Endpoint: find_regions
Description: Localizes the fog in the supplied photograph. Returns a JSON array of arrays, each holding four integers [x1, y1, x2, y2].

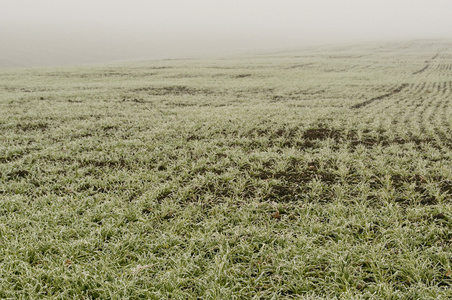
[[1, 0, 452, 67]]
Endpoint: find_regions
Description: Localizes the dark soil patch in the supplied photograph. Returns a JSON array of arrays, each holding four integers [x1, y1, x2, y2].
[[166, 101, 198, 107], [268, 89, 326, 102], [234, 74, 252, 78], [250, 158, 339, 202], [16, 122, 48, 132], [379, 174, 452, 206], [121, 98, 151, 104], [102, 125, 117, 131], [439, 179, 452, 195], [0, 152, 26, 164], [303, 128, 342, 141], [7, 170, 30, 180], [229, 126, 440, 151], [77, 183, 108, 194], [131, 85, 214, 96]]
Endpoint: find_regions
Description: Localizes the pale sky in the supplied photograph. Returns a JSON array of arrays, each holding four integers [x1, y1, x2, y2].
[[1, 0, 452, 66]]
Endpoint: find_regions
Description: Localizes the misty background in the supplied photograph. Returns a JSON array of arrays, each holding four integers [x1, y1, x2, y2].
[[1, 0, 452, 67]]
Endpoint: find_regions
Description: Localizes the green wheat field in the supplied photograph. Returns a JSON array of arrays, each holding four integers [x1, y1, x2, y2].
[[1, 40, 452, 299]]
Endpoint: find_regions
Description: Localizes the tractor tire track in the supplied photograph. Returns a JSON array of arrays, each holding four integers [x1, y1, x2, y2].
[[412, 52, 440, 75], [413, 64, 430, 75], [351, 84, 408, 109]]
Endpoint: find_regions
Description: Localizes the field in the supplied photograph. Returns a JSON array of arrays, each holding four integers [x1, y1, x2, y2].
[[1, 40, 452, 299]]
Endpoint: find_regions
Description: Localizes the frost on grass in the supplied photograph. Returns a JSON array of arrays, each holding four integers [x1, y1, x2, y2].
[[1, 40, 452, 299]]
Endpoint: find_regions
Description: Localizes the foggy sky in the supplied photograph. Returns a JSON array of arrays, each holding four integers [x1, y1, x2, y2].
[[1, 0, 452, 67]]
